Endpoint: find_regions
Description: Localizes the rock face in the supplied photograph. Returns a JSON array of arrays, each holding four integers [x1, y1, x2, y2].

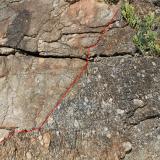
[[0, 56, 160, 159], [0, 0, 160, 160], [0, 0, 135, 56], [0, 54, 85, 130]]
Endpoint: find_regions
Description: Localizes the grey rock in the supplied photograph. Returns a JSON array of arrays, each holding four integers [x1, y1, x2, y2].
[[47, 56, 160, 159]]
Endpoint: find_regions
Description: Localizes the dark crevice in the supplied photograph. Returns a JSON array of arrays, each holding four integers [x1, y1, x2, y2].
[[0, 46, 87, 60], [0, 45, 138, 61], [62, 31, 101, 35], [0, 49, 136, 61], [88, 52, 135, 62], [21, 52, 87, 61]]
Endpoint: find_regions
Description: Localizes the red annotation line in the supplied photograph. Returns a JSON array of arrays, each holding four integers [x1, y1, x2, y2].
[[0, 6, 119, 144]]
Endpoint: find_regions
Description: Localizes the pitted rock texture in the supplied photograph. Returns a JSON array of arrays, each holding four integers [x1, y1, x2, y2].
[[0, 54, 85, 132], [0, 0, 135, 57], [0, 56, 160, 160]]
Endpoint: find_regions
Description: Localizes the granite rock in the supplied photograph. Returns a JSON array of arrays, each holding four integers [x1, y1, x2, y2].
[[0, 0, 160, 159], [0, 56, 160, 160]]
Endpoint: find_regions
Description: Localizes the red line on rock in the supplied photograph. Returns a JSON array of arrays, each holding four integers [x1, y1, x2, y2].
[[0, 5, 120, 144]]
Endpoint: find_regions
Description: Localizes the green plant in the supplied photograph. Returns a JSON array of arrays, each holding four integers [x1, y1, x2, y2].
[[121, 1, 160, 55], [121, 1, 140, 28]]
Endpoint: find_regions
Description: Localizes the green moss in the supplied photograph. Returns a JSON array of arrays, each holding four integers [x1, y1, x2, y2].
[[121, 1, 160, 55]]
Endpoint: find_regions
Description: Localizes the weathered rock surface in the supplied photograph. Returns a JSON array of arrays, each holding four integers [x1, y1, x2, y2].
[[0, 56, 160, 159], [0, 53, 85, 132], [0, 0, 135, 57], [0, 0, 160, 159]]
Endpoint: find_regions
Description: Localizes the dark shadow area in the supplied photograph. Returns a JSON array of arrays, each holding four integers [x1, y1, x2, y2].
[[6, 9, 31, 48]]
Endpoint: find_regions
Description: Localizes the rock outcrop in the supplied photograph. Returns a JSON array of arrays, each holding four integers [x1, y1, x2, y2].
[[0, 54, 85, 130], [0, 56, 160, 159], [0, 0, 160, 160], [0, 0, 135, 57]]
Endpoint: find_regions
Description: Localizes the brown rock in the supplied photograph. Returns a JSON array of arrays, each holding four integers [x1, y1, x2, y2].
[[0, 54, 85, 134], [0, 0, 134, 57]]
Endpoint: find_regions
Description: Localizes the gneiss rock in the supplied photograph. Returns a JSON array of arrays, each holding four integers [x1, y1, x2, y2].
[[0, 56, 160, 159], [0, 0, 135, 57]]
